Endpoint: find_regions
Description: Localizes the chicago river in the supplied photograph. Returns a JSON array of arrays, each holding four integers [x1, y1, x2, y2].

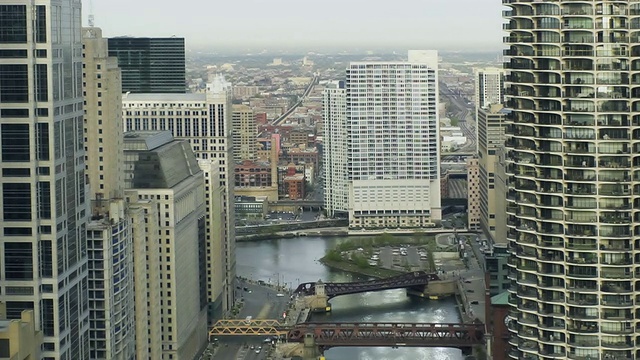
[[236, 235, 465, 360]]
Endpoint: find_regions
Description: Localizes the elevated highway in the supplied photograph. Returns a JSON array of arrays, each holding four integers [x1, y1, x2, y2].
[[272, 75, 319, 125]]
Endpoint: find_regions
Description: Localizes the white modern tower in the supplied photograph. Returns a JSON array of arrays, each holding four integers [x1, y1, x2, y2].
[[346, 50, 441, 229], [475, 67, 505, 111], [504, 1, 640, 359], [0, 1, 90, 358], [322, 81, 348, 217]]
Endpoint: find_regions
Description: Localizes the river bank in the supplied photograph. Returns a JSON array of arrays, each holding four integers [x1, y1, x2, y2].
[[318, 257, 404, 279], [236, 227, 348, 241]]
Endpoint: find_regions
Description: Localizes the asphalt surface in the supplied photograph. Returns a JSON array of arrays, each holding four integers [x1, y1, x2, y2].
[[213, 281, 290, 360]]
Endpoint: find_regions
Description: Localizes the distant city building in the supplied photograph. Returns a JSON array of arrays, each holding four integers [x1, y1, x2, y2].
[[0, 305, 42, 359], [232, 86, 260, 99], [0, 2, 90, 359], [121, 77, 236, 321], [322, 81, 348, 217], [474, 67, 505, 153], [235, 196, 269, 220], [235, 160, 273, 187], [485, 244, 510, 296], [108, 36, 186, 93], [82, 27, 136, 360], [123, 131, 208, 360], [474, 67, 505, 110], [466, 157, 481, 231], [283, 164, 306, 200], [289, 128, 314, 147], [477, 104, 509, 244], [255, 112, 268, 125], [232, 104, 257, 161], [345, 50, 441, 229], [287, 146, 319, 171]]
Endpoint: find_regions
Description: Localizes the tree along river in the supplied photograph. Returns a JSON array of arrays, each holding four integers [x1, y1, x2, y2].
[[237, 235, 465, 360]]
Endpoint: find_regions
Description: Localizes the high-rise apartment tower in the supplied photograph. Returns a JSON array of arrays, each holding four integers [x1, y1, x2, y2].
[[345, 50, 441, 229], [504, 2, 640, 359], [475, 67, 505, 111], [322, 81, 348, 218], [231, 104, 256, 161], [0, 1, 90, 358]]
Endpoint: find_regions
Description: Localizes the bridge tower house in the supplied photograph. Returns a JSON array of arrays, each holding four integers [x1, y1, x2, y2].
[[305, 280, 331, 313], [302, 333, 321, 360]]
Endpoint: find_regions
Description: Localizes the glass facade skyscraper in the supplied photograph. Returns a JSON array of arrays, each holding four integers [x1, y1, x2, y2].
[[504, 1, 640, 359], [107, 37, 186, 93], [0, 1, 90, 359]]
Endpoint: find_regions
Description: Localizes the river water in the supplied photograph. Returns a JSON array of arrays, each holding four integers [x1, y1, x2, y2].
[[236, 236, 464, 360]]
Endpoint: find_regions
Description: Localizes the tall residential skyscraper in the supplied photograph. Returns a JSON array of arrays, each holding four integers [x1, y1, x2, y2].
[[504, 2, 638, 359], [322, 81, 348, 218], [82, 27, 136, 359], [107, 37, 185, 93], [345, 50, 441, 229], [231, 104, 257, 161], [474, 67, 505, 110], [0, 1, 90, 359], [121, 76, 236, 320]]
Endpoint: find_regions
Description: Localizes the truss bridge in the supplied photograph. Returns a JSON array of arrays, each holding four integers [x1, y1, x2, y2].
[[288, 322, 485, 350], [293, 271, 440, 299]]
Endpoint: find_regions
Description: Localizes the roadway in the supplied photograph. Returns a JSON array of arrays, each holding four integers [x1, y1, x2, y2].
[[441, 82, 477, 152], [213, 281, 291, 360], [272, 75, 319, 125]]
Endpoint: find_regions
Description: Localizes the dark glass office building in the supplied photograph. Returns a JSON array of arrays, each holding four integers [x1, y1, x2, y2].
[[107, 37, 186, 93], [0, 1, 90, 359]]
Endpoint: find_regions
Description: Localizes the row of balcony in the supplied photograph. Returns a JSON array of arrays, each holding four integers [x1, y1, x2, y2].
[[505, 20, 634, 31], [510, 208, 632, 223], [509, 231, 632, 249], [504, 3, 636, 17], [512, 115, 637, 128]]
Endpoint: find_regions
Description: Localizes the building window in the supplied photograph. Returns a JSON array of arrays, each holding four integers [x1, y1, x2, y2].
[[0, 64, 28, 102], [4, 242, 33, 280], [0, 5, 27, 43], [3, 182, 31, 221]]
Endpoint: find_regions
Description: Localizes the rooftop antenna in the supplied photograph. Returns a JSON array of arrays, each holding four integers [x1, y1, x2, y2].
[[88, 0, 95, 27]]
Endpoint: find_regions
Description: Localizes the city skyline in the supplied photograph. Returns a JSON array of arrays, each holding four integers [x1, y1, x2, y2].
[[82, 0, 504, 52]]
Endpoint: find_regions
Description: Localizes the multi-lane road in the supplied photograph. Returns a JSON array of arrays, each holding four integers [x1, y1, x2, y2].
[[212, 281, 290, 360], [441, 83, 477, 152]]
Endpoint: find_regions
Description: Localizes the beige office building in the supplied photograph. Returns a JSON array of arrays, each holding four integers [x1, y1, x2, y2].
[[466, 158, 481, 231], [199, 160, 227, 319], [232, 104, 257, 161], [476, 104, 508, 244], [82, 27, 137, 360], [123, 131, 208, 360], [122, 77, 237, 320], [0, 305, 42, 360]]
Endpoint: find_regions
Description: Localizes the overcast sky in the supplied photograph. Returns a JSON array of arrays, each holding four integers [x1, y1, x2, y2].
[[84, 0, 504, 52]]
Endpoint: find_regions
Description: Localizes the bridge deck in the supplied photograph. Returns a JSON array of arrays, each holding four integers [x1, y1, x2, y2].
[[208, 319, 288, 338], [295, 271, 439, 298], [288, 322, 485, 349], [209, 320, 485, 350]]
